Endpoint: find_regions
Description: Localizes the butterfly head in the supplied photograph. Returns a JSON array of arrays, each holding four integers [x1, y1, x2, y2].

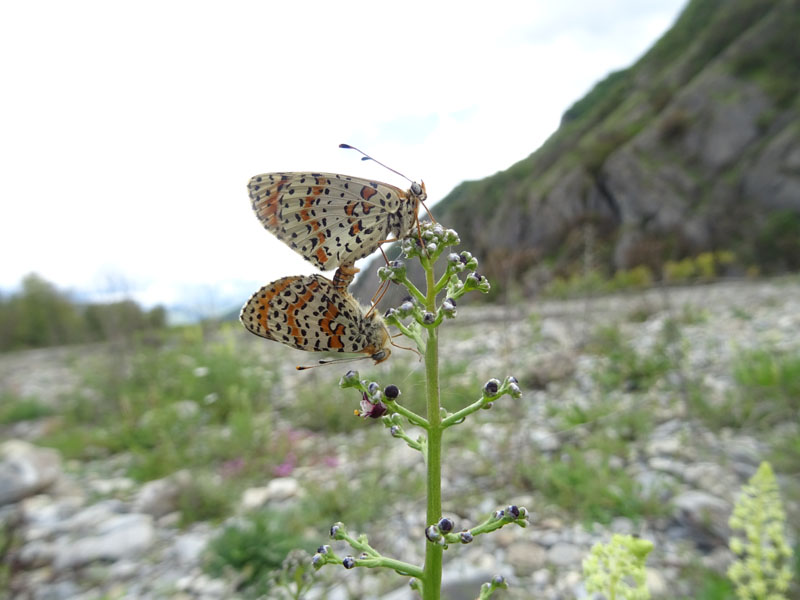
[[410, 181, 427, 203]]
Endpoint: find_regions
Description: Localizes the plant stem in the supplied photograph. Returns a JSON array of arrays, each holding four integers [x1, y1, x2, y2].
[[422, 258, 443, 600]]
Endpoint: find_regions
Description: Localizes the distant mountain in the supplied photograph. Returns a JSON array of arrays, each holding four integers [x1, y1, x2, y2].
[[352, 0, 800, 304]]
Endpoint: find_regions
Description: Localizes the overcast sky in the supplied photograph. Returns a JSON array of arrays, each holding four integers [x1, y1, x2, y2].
[[0, 1, 686, 312]]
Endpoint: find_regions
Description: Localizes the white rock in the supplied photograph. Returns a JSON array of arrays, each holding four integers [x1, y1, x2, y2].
[[547, 541, 585, 567], [240, 477, 300, 510], [672, 490, 731, 542], [133, 470, 191, 518], [507, 541, 547, 573], [0, 440, 62, 505], [53, 513, 156, 569]]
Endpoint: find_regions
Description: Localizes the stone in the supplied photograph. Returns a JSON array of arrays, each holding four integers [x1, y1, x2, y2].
[[0, 441, 62, 506], [546, 541, 584, 568], [240, 477, 300, 510], [53, 513, 156, 569], [133, 470, 192, 518], [524, 350, 577, 389], [506, 542, 547, 573], [672, 490, 731, 543]]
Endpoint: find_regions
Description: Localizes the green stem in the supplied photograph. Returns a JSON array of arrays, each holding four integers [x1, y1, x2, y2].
[[421, 258, 443, 600]]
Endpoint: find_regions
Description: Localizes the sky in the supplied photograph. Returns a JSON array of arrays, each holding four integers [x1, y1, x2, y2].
[[0, 0, 687, 315]]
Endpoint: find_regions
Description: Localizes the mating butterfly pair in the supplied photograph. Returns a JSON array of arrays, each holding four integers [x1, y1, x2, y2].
[[240, 166, 427, 365]]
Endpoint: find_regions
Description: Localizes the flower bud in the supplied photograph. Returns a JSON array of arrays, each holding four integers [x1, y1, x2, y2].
[[425, 525, 442, 542], [483, 379, 500, 396], [506, 505, 520, 519], [422, 312, 436, 324], [445, 229, 460, 244], [509, 383, 522, 398], [437, 517, 454, 533], [367, 381, 380, 395], [460, 531, 474, 544], [317, 544, 331, 554], [312, 553, 324, 568], [448, 253, 461, 265], [342, 556, 356, 569], [359, 552, 369, 560], [398, 300, 415, 315], [426, 242, 438, 254], [384, 384, 400, 399], [442, 298, 457, 318], [508, 376, 518, 384], [493, 575, 506, 586], [493, 510, 505, 521], [330, 523, 344, 539], [339, 370, 361, 389], [390, 425, 401, 437]]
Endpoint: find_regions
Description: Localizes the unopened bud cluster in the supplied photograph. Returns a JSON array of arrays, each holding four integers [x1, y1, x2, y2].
[[401, 221, 460, 260]]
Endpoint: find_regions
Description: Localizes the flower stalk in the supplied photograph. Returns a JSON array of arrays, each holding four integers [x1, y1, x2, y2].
[[315, 223, 526, 599]]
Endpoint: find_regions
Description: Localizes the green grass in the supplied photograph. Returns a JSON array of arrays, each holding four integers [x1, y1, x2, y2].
[[518, 445, 668, 524], [732, 348, 800, 425], [677, 566, 736, 599], [36, 324, 288, 498], [205, 508, 315, 598], [588, 324, 672, 392], [0, 393, 53, 424]]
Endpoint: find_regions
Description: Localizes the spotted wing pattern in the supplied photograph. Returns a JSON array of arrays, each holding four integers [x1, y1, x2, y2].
[[240, 274, 391, 363], [248, 172, 425, 270]]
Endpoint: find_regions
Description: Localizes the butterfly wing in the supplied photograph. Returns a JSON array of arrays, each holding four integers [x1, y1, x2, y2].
[[240, 274, 390, 360], [248, 172, 417, 270]]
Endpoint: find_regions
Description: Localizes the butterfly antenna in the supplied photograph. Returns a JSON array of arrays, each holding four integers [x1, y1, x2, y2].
[[339, 143, 414, 185], [296, 355, 371, 371]]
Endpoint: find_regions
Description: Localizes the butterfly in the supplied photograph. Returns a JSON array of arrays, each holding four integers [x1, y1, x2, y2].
[[240, 273, 391, 365], [247, 171, 427, 288]]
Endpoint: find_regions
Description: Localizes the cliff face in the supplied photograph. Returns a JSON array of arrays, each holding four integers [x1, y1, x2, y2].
[[352, 0, 800, 304]]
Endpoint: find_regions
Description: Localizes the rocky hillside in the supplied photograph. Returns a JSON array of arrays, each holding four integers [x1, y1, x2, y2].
[[352, 0, 800, 303]]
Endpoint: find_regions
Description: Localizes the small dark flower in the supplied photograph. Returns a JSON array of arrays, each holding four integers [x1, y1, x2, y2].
[[358, 393, 388, 419], [506, 505, 520, 519], [460, 531, 474, 544], [342, 556, 356, 569], [422, 312, 436, 324], [437, 517, 454, 533], [317, 544, 331, 554], [384, 384, 400, 399], [483, 379, 500, 396]]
